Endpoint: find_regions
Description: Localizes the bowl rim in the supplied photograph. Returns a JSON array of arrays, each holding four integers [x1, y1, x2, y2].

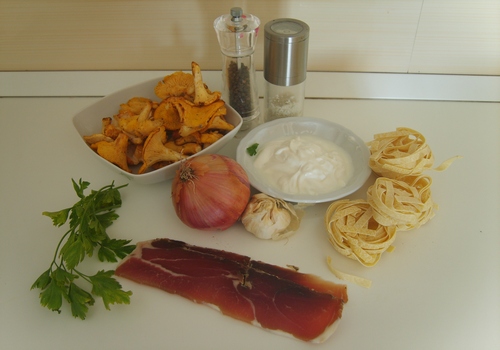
[[236, 116, 372, 203]]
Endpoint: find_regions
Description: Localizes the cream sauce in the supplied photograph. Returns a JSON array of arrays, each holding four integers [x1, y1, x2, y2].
[[253, 135, 354, 196]]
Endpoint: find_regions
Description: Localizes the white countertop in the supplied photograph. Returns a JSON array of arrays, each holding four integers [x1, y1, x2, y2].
[[1, 71, 499, 350]]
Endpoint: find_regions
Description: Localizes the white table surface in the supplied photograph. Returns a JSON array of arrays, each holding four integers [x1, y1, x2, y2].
[[1, 72, 499, 350]]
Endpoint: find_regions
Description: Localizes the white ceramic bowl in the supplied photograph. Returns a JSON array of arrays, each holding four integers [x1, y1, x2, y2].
[[236, 117, 371, 204], [73, 77, 243, 185]]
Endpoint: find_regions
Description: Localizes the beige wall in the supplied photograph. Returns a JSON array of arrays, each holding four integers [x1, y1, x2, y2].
[[1, 0, 499, 75]]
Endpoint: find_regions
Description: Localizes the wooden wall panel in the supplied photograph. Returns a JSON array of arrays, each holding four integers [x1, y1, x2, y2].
[[409, 0, 500, 75], [284, 0, 423, 73], [0, 0, 499, 75]]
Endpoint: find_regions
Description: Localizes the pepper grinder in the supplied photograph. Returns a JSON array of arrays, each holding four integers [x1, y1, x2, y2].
[[214, 7, 261, 131], [264, 18, 309, 121]]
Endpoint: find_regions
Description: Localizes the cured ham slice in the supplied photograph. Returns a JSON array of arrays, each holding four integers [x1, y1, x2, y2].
[[115, 238, 348, 343]]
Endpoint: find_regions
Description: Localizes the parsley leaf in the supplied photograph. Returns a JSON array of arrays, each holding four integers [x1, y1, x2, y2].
[[68, 283, 95, 320], [31, 269, 51, 290], [98, 238, 136, 262], [32, 179, 134, 320], [89, 270, 133, 310], [42, 208, 71, 227], [246, 143, 259, 156], [39, 278, 66, 314]]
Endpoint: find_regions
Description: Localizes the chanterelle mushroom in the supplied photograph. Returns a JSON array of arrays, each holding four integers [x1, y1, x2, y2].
[[83, 133, 114, 145], [138, 126, 187, 174], [154, 71, 195, 100], [114, 99, 164, 142], [191, 61, 221, 106], [170, 97, 226, 137], [90, 132, 131, 173], [119, 97, 158, 115], [153, 98, 183, 131], [202, 114, 234, 133]]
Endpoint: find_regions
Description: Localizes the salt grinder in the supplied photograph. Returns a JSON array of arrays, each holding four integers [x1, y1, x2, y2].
[[264, 18, 309, 121], [214, 7, 261, 131]]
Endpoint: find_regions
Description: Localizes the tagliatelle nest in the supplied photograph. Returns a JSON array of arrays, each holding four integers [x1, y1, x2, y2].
[[325, 199, 397, 267], [324, 127, 462, 275], [367, 175, 437, 231], [367, 127, 435, 179]]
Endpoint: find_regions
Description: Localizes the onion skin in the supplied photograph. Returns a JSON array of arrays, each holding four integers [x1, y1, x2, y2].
[[171, 154, 251, 231]]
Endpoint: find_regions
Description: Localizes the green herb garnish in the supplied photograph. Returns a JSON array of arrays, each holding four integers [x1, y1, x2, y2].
[[246, 143, 259, 156], [31, 179, 135, 320]]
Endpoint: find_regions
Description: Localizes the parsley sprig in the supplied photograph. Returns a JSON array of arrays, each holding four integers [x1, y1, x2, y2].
[[31, 179, 135, 320]]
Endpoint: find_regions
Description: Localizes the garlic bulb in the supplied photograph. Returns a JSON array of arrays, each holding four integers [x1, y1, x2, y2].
[[241, 193, 302, 240]]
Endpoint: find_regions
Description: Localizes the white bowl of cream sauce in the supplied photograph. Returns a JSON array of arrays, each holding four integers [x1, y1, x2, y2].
[[236, 117, 371, 204]]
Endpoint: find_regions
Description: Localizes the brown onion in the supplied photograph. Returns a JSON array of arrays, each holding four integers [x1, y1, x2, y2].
[[171, 154, 251, 231]]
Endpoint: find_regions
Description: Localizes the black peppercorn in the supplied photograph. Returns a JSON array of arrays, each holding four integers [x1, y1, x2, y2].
[[227, 61, 257, 118]]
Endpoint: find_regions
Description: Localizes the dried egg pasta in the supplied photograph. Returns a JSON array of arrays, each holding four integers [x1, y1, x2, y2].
[[367, 175, 437, 231], [326, 257, 372, 288], [367, 127, 462, 179], [325, 127, 461, 275], [367, 127, 434, 178], [325, 199, 397, 267]]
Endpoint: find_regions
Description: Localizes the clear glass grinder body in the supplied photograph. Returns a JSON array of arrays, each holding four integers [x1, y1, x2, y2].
[[214, 8, 261, 131]]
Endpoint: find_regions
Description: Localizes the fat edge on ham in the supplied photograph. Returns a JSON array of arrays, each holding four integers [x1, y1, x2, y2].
[[115, 238, 348, 343]]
